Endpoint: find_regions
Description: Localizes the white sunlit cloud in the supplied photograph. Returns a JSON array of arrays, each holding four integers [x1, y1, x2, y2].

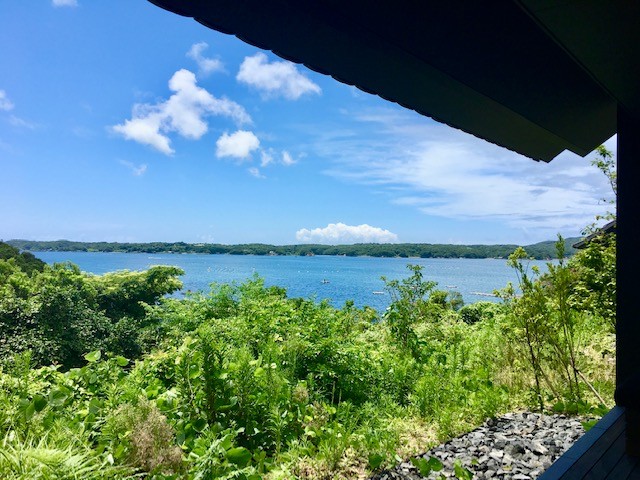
[[296, 223, 399, 244], [187, 42, 224, 76], [0, 90, 14, 111], [216, 130, 260, 160], [52, 0, 77, 6], [316, 109, 615, 240], [282, 151, 296, 166], [119, 159, 147, 176], [237, 52, 321, 100], [112, 69, 251, 155]]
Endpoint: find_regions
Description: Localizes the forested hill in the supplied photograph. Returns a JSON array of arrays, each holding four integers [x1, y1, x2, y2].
[[7, 237, 580, 260]]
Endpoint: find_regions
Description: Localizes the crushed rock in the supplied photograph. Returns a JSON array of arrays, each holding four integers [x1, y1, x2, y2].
[[369, 412, 585, 480]]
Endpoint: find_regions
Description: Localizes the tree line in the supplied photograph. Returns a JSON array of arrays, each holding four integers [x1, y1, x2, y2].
[[6, 237, 579, 260]]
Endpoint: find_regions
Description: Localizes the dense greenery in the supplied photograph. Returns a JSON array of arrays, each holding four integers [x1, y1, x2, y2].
[[7, 237, 579, 260], [0, 243, 183, 367], [0, 232, 614, 479], [0, 242, 45, 275]]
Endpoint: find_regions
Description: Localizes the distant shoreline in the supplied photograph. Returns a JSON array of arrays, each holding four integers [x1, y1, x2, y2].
[[7, 237, 580, 261]]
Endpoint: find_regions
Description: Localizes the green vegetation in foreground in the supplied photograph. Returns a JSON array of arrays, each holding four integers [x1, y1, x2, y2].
[[6, 237, 579, 260], [0, 231, 615, 479]]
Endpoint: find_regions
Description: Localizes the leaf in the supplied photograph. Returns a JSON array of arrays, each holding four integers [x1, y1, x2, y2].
[[24, 401, 35, 421], [33, 394, 47, 412], [368, 453, 385, 470], [49, 387, 70, 407], [411, 457, 432, 476], [454, 460, 473, 480], [115, 356, 129, 366], [84, 350, 101, 362], [226, 447, 252, 467], [427, 456, 443, 472], [192, 417, 207, 433]]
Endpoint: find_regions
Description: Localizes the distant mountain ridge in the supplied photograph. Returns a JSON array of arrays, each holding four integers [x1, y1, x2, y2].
[[6, 237, 580, 260]]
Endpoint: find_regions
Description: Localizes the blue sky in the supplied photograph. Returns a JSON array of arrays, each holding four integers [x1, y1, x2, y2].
[[0, 1, 615, 245]]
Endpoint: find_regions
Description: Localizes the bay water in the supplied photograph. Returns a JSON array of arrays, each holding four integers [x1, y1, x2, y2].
[[33, 252, 549, 312]]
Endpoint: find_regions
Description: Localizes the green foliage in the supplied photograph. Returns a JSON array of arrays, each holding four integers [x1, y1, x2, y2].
[[0, 252, 615, 479], [8, 238, 578, 260], [0, 260, 183, 367], [411, 456, 443, 477], [499, 236, 612, 411], [0, 241, 45, 275], [570, 234, 616, 331]]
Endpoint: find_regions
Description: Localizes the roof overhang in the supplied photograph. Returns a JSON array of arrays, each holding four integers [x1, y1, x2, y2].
[[146, 0, 639, 162]]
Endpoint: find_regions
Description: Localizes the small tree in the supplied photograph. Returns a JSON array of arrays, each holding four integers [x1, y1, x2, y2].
[[382, 265, 437, 357]]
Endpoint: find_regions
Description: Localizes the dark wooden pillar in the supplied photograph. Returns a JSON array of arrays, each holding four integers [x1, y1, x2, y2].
[[616, 106, 640, 456]]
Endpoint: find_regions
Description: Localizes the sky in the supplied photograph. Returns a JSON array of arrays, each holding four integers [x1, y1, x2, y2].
[[0, 1, 616, 246]]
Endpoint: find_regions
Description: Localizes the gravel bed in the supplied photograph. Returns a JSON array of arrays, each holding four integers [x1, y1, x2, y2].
[[370, 412, 586, 480]]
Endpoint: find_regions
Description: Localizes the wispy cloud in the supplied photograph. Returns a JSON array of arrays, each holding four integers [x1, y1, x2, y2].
[[186, 42, 224, 77], [260, 149, 274, 167], [281, 151, 296, 166], [52, 0, 78, 7], [296, 222, 398, 244], [237, 52, 321, 100], [216, 130, 260, 160], [248, 167, 265, 179], [314, 109, 614, 238], [9, 115, 36, 129], [112, 69, 251, 155], [119, 159, 147, 176], [0, 90, 14, 111]]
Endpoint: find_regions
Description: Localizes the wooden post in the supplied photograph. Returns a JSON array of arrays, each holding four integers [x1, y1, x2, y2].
[[617, 106, 640, 456]]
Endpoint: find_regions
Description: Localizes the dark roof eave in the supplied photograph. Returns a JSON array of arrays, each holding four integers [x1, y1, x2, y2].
[[147, 0, 622, 162]]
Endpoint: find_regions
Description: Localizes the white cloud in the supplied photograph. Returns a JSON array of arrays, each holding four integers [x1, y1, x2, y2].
[[237, 52, 321, 100], [112, 69, 251, 155], [260, 149, 274, 167], [52, 0, 77, 6], [119, 159, 147, 176], [314, 108, 615, 239], [296, 223, 399, 244], [187, 42, 224, 76], [0, 90, 14, 111], [281, 151, 296, 166], [216, 130, 260, 160], [248, 167, 265, 179]]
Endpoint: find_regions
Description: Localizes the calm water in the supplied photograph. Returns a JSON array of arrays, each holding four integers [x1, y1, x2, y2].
[[33, 252, 549, 311]]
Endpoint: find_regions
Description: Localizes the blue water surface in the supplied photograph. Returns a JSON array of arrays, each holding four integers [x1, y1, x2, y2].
[[33, 252, 549, 312]]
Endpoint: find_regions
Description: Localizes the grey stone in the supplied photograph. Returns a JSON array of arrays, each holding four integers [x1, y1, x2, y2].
[[368, 412, 587, 480]]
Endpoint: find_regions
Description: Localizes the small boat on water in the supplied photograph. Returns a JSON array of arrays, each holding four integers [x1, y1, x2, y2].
[[321, 279, 330, 284], [372, 291, 385, 295]]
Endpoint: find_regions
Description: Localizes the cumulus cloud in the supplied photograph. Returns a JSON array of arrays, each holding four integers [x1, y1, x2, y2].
[[119, 159, 147, 176], [187, 42, 224, 76], [317, 109, 615, 239], [296, 223, 399, 244], [112, 69, 251, 155], [216, 130, 260, 160], [237, 52, 321, 100], [0, 90, 14, 111], [52, 0, 77, 6]]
